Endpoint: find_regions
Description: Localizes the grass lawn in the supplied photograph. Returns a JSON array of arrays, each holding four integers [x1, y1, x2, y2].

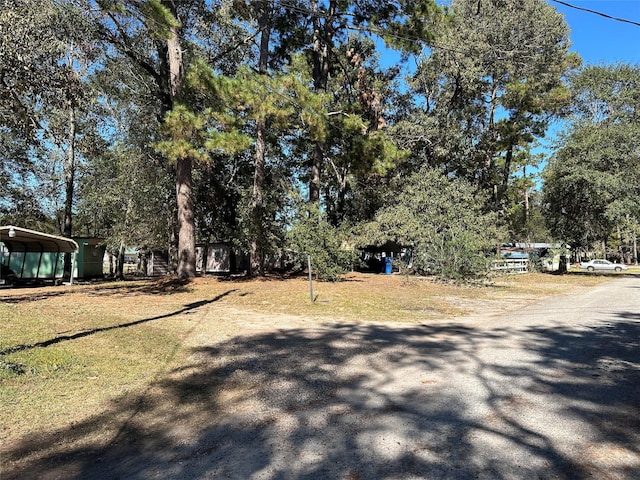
[[0, 270, 618, 467]]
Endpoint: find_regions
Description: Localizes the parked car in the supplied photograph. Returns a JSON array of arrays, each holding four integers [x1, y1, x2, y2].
[[579, 259, 629, 272], [0, 264, 18, 286]]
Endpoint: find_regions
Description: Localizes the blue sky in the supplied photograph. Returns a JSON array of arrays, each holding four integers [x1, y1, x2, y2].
[[550, 0, 640, 65]]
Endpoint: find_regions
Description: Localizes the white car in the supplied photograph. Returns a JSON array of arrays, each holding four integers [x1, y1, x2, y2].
[[579, 259, 629, 272]]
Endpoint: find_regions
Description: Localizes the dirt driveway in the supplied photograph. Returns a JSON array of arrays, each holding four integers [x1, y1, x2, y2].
[[3, 276, 640, 479]]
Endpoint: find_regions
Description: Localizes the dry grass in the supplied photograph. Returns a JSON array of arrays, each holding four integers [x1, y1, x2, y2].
[[0, 270, 614, 452]]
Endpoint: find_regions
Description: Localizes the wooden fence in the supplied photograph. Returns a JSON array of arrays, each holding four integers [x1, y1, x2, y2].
[[491, 258, 529, 274]]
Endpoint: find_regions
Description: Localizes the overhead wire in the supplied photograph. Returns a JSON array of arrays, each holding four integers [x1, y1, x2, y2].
[[550, 0, 640, 28]]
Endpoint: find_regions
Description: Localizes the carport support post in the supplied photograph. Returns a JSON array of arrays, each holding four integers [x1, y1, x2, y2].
[[70, 252, 76, 285], [308, 254, 314, 303]]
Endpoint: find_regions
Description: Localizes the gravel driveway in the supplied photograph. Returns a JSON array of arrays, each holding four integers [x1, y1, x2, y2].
[[6, 276, 640, 479]]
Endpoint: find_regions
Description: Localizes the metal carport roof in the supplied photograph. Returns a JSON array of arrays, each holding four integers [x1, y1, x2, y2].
[[0, 226, 78, 253]]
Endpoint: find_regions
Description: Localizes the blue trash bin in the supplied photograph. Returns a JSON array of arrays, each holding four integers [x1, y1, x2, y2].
[[385, 256, 393, 274]]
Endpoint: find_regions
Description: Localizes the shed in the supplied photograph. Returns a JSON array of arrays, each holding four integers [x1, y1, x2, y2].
[[0, 226, 79, 284], [146, 250, 169, 276], [196, 243, 232, 273], [73, 237, 106, 279]]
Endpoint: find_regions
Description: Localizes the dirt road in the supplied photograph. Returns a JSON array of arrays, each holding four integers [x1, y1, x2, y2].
[[5, 276, 640, 479]]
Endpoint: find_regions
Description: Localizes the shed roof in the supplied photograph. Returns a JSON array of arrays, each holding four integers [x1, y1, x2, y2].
[[0, 226, 79, 253]]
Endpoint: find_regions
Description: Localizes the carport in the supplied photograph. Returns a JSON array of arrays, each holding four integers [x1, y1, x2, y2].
[[0, 226, 79, 285]]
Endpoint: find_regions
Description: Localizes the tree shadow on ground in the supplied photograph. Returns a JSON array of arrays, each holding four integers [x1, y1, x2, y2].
[[0, 290, 237, 356], [3, 314, 640, 479], [0, 276, 197, 304]]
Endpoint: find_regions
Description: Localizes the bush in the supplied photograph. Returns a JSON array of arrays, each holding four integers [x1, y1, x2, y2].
[[287, 206, 355, 282], [359, 168, 504, 281]]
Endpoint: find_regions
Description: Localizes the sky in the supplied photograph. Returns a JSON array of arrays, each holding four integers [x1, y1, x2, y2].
[[550, 0, 640, 65]]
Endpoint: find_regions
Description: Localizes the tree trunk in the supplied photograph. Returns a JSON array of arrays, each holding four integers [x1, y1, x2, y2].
[[250, 3, 271, 276], [327, 158, 348, 226], [617, 225, 624, 262], [309, 0, 333, 203], [176, 156, 196, 278], [63, 102, 76, 280], [116, 242, 125, 279], [309, 142, 323, 203], [160, 0, 195, 278], [166, 171, 178, 273], [523, 165, 529, 223], [502, 143, 513, 194], [251, 119, 266, 275], [481, 82, 499, 193]]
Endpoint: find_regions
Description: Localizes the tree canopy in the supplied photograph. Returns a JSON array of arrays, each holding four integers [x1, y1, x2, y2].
[[544, 64, 640, 262], [359, 168, 502, 279]]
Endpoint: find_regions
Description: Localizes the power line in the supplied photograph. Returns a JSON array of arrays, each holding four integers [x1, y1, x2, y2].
[[550, 0, 640, 28]]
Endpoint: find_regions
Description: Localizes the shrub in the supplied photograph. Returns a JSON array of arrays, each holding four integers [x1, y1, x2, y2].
[[287, 206, 355, 281], [359, 168, 503, 281]]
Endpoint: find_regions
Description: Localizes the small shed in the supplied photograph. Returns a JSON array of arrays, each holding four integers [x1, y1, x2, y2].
[[196, 243, 232, 273], [0, 225, 79, 284], [146, 250, 169, 276], [73, 237, 106, 279]]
